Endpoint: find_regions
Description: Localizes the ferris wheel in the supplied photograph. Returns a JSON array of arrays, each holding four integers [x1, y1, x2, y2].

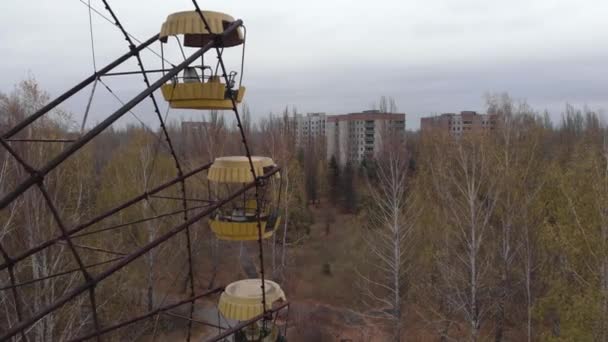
[[0, 2, 289, 341]]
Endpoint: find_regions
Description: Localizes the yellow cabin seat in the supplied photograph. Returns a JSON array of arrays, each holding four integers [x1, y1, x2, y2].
[[209, 215, 280, 241], [161, 77, 246, 110]]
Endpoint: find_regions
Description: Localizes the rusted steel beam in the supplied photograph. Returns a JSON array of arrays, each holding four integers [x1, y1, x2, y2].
[[69, 287, 224, 341], [191, 0, 269, 318], [0, 162, 212, 272], [4, 138, 76, 143], [0, 256, 123, 291], [163, 311, 227, 330], [150, 195, 214, 203], [0, 34, 159, 140], [0, 19, 242, 210], [71, 204, 210, 239]]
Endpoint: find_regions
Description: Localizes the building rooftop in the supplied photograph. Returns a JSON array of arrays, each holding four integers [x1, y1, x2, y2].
[[327, 111, 405, 122]]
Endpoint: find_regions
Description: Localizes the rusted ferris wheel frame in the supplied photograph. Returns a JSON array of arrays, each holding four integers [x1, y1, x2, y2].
[[1, 0, 286, 338], [0, 166, 280, 340], [0, 19, 252, 341]]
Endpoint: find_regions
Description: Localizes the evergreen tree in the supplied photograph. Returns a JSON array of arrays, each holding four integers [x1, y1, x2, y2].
[[342, 161, 357, 213]]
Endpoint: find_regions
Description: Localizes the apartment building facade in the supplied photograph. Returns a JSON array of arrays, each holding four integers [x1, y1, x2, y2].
[[294, 112, 326, 147], [420, 111, 497, 137], [326, 110, 406, 166]]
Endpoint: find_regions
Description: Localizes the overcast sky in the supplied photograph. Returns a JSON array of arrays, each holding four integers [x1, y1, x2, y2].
[[1, 0, 607, 130]]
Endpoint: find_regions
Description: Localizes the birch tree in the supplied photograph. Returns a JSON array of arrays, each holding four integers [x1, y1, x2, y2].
[[487, 94, 544, 341], [358, 143, 415, 340], [97, 128, 179, 311], [257, 107, 300, 280], [428, 136, 498, 341], [0, 79, 95, 340]]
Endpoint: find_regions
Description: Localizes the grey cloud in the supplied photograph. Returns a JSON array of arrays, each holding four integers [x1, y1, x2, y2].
[[1, 0, 607, 131]]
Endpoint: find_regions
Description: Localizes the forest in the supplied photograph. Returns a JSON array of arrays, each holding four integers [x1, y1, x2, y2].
[[1, 79, 607, 341]]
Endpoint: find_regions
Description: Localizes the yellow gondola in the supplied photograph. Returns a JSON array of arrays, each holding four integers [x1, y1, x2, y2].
[[159, 11, 246, 110], [218, 279, 286, 342], [207, 156, 281, 241]]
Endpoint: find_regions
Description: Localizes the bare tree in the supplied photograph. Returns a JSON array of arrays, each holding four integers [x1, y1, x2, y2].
[[487, 94, 546, 341], [379, 96, 388, 113], [357, 146, 415, 341], [600, 135, 608, 341], [375, 96, 398, 113], [201, 109, 227, 160], [257, 107, 298, 280], [0, 79, 95, 340], [389, 97, 398, 114], [429, 136, 498, 342], [241, 102, 252, 137]]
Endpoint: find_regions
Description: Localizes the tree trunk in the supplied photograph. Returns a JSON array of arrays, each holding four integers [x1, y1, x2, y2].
[[280, 170, 290, 279]]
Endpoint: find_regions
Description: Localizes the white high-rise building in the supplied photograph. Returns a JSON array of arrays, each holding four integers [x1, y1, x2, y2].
[[294, 112, 327, 147], [326, 110, 406, 166]]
